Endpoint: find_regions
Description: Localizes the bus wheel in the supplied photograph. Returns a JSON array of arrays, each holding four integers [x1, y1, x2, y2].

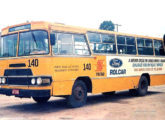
[[33, 97, 50, 103], [67, 81, 87, 108], [137, 76, 148, 96], [129, 76, 148, 96], [129, 89, 138, 96], [102, 91, 115, 96]]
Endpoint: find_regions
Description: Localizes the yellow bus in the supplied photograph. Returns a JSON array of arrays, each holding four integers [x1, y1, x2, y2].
[[0, 21, 165, 108]]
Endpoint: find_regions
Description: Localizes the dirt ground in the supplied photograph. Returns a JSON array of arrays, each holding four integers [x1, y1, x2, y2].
[[0, 85, 165, 120]]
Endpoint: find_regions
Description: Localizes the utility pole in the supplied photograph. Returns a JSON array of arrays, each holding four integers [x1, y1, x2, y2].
[[114, 24, 122, 32]]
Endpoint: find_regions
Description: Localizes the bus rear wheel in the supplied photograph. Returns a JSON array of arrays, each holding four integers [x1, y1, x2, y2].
[[33, 96, 50, 103], [137, 76, 148, 96], [67, 81, 87, 108], [129, 76, 148, 96]]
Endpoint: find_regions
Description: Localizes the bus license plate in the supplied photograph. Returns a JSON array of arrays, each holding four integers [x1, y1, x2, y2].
[[12, 89, 19, 95]]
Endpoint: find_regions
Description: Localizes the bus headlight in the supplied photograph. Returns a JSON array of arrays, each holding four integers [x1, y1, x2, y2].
[[0, 78, 2, 84], [1, 78, 6, 84], [37, 77, 42, 85], [2, 78, 6, 84], [31, 78, 36, 85]]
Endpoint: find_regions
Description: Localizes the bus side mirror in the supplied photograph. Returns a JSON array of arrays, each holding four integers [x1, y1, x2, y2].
[[50, 34, 56, 45]]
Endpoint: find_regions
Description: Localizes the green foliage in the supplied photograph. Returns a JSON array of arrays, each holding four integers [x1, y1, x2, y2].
[[99, 20, 115, 31]]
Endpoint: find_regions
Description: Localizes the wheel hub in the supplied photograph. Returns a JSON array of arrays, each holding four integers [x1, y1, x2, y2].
[[74, 86, 85, 101]]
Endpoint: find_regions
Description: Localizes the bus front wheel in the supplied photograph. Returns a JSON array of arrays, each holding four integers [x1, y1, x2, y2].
[[67, 80, 87, 108], [33, 96, 50, 103]]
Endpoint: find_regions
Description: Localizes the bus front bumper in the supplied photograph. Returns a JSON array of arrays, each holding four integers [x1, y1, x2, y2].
[[0, 88, 50, 98]]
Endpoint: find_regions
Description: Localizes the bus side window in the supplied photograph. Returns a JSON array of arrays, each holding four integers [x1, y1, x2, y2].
[[87, 32, 101, 43], [101, 34, 116, 54], [137, 38, 153, 55], [137, 38, 144, 55], [126, 37, 136, 54], [117, 35, 136, 55], [154, 40, 165, 56], [87, 32, 101, 53], [88, 32, 116, 54], [117, 36, 126, 54], [145, 39, 153, 55]]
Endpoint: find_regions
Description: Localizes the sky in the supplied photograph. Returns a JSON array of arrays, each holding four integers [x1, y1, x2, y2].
[[0, 0, 164, 38]]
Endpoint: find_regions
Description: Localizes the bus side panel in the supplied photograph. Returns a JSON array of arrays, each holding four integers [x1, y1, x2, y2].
[[150, 74, 165, 86], [53, 81, 74, 95], [92, 76, 139, 94], [50, 57, 96, 96], [91, 55, 136, 94], [105, 56, 165, 91]]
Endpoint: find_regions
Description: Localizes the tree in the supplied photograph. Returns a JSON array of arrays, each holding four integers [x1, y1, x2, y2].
[[99, 20, 115, 31]]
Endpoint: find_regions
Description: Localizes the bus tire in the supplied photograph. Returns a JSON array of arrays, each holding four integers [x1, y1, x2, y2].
[[129, 89, 138, 96], [137, 76, 148, 96], [67, 80, 87, 108], [33, 96, 50, 103], [102, 91, 115, 96]]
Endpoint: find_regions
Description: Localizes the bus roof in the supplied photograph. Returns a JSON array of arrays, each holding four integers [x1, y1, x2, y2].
[[1, 21, 162, 40]]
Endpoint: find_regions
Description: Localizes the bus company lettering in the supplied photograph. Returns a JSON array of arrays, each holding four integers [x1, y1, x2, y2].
[[109, 58, 126, 75], [110, 69, 126, 75]]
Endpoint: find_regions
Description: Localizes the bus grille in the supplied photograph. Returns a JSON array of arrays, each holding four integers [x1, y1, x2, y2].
[[7, 77, 31, 85], [4, 69, 33, 86]]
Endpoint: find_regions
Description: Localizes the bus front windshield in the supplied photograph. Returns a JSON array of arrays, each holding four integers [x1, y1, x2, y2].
[[0, 30, 49, 58], [19, 30, 49, 56], [0, 34, 18, 57]]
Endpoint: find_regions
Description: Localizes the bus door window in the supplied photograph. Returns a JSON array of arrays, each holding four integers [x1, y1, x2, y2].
[[52, 32, 90, 56], [74, 34, 89, 55], [58, 33, 73, 54]]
